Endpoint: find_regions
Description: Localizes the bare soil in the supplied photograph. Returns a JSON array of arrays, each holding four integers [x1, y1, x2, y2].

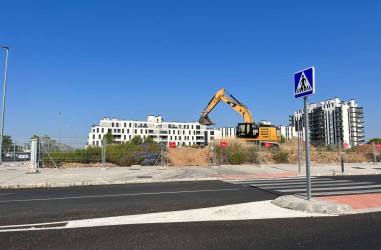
[[167, 138, 374, 166]]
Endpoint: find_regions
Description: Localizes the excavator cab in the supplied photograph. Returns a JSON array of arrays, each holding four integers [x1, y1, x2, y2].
[[236, 123, 259, 139]]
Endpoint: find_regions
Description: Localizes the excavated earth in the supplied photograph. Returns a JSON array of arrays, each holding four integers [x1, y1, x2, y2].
[[167, 138, 374, 167]]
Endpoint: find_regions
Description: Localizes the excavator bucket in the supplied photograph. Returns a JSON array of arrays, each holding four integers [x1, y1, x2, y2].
[[198, 116, 215, 125]]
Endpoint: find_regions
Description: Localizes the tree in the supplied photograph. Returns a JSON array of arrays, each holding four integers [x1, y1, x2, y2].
[[367, 138, 381, 144], [130, 135, 143, 145], [2, 135, 13, 152], [143, 136, 154, 144], [104, 133, 115, 144]]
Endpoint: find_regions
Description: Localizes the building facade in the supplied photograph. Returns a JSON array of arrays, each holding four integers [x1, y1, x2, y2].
[[289, 98, 365, 147], [87, 115, 221, 147]]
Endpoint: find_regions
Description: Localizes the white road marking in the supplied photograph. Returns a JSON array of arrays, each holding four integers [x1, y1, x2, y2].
[[255, 182, 372, 190], [0, 200, 332, 232], [0, 193, 15, 196], [0, 188, 240, 203], [246, 180, 353, 187], [277, 184, 381, 192]]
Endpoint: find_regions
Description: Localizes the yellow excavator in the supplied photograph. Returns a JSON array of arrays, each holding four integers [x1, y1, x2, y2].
[[199, 88, 281, 146]]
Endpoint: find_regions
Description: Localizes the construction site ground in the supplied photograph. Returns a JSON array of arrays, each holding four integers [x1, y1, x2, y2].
[[166, 138, 378, 166]]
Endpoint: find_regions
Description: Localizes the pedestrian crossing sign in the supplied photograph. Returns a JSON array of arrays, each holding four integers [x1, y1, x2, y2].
[[294, 67, 315, 98]]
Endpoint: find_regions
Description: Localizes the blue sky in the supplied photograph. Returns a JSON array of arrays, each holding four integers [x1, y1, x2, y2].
[[0, 0, 380, 146]]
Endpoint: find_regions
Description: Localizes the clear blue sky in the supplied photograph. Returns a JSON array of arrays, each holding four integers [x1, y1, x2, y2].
[[0, 0, 380, 146]]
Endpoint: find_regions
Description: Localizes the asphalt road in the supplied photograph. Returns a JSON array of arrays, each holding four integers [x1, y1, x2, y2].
[[0, 181, 277, 226], [1, 212, 380, 249], [1, 178, 380, 249], [226, 175, 381, 197]]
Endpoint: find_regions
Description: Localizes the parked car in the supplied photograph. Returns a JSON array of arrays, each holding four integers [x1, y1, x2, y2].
[[17, 153, 30, 160], [5, 152, 16, 158]]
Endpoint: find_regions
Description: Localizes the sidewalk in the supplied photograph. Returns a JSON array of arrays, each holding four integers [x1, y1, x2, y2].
[[1, 161, 381, 214]]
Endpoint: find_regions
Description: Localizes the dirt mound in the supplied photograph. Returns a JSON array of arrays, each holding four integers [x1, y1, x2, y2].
[[168, 147, 212, 166]]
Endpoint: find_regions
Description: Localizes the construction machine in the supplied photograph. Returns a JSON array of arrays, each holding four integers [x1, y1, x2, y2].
[[199, 88, 281, 146]]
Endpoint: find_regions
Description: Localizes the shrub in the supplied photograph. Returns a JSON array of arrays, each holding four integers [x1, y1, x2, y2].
[[228, 152, 246, 165], [272, 150, 289, 163]]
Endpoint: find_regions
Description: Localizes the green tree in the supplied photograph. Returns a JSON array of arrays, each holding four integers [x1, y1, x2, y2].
[[2, 135, 13, 152], [104, 133, 115, 144], [367, 138, 381, 144], [130, 135, 143, 145], [143, 136, 154, 144]]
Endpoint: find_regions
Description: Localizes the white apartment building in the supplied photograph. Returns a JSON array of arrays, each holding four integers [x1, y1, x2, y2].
[[87, 115, 221, 147], [289, 98, 365, 147], [218, 127, 236, 138]]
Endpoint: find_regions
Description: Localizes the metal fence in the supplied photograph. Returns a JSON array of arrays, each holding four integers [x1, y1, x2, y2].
[[4, 137, 380, 167], [29, 138, 165, 168]]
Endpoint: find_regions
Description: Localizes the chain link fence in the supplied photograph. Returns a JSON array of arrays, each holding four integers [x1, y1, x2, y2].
[[29, 138, 165, 168], [4, 137, 380, 167]]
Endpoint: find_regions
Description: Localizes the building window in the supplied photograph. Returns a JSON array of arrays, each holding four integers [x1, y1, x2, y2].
[[96, 128, 99, 133], [112, 123, 114, 127]]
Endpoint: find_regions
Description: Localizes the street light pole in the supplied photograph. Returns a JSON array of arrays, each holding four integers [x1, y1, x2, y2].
[[0, 46, 9, 165]]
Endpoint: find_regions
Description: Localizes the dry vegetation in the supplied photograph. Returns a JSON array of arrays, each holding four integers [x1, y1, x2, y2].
[[167, 138, 374, 166]]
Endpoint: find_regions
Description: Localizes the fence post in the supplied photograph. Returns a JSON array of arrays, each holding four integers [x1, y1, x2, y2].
[[13, 143, 16, 165], [102, 137, 106, 169], [258, 141, 262, 166], [30, 139, 39, 171], [373, 142, 377, 163]]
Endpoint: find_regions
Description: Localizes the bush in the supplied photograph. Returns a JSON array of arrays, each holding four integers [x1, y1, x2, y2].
[[228, 152, 246, 165], [41, 141, 161, 167], [272, 150, 289, 163]]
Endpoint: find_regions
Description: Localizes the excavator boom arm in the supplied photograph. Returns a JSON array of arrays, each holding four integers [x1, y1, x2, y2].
[[199, 88, 253, 125]]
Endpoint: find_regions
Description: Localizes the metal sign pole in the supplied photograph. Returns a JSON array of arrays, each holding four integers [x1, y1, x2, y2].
[[303, 96, 311, 200]]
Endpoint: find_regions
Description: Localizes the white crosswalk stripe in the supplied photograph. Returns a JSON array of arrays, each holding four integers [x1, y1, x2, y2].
[[223, 176, 381, 197]]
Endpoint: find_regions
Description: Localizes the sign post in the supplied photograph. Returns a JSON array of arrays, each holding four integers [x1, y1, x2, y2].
[[294, 67, 315, 200], [220, 141, 227, 165]]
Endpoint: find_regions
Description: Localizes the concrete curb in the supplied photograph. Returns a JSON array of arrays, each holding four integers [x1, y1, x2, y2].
[[271, 195, 353, 215]]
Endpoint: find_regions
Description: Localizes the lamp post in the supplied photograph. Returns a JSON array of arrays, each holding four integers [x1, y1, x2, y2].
[[0, 46, 9, 165]]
